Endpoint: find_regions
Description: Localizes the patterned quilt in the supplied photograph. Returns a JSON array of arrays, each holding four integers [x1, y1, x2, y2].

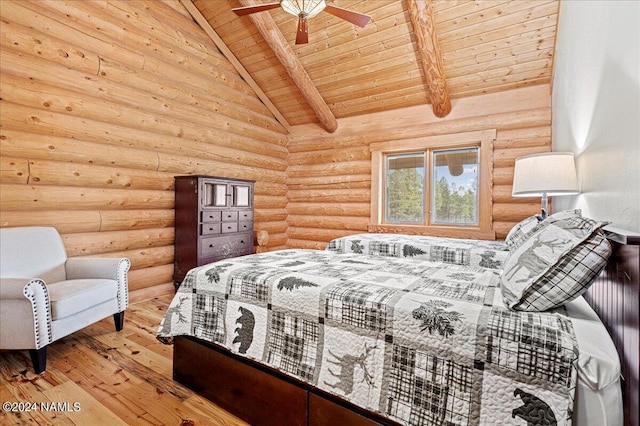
[[157, 248, 578, 425], [326, 233, 509, 270]]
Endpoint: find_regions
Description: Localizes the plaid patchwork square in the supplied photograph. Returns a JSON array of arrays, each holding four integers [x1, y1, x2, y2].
[[192, 293, 225, 342], [411, 279, 486, 303], [324, 282, 396, 331], [387, 345, 473, 425], [228, 266, 283, 302], [368, 241, 402, 257], [430, 246, 470, 265], [486, 308, 576, 386], [268, 311, 319, 381]]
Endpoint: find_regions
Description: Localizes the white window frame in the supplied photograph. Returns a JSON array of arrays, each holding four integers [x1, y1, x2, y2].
[[370, 129, 496, 240]]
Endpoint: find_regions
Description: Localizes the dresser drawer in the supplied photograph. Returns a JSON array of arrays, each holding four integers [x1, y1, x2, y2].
[[238, 211, 253, 221], [201, 211, 222, 222], [221, 222, 238, 233], [201, 223, 221, 235], [200, 234, 253, 259], [222, 211, 239, 221], [238, 221, 253, 232]]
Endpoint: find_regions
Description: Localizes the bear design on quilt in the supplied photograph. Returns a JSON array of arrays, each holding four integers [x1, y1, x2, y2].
[[233, 307, 255, 354], [512, 388, 557, 426]]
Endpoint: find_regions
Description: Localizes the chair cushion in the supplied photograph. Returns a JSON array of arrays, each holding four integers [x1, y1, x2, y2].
[[47, 279, 118, 320]]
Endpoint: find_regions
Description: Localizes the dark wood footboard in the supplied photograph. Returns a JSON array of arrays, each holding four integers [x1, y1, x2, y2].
[[584, 230, 639, 426]]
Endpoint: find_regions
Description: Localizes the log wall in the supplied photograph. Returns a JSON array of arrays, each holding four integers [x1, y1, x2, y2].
[[286, 85, 552, 249], [0, 0, 288, 301]]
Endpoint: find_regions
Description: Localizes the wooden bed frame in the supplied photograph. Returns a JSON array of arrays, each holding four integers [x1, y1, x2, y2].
[[173, 231, 639, 426]]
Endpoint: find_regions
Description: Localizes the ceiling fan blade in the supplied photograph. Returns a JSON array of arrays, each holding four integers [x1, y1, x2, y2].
[[232, 3, 281, 16], [324, 4, 371, 28], [295, 17, 309, 44]]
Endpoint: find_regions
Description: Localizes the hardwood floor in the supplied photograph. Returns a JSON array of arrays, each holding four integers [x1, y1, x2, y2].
[[0, 294, 248, 425]]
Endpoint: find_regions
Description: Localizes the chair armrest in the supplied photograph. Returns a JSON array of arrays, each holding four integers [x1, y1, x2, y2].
[[1, 278, 39, 299], [0, 278, 53, 349], [65, 257, 131, 312], [65, 258, 130, 280]]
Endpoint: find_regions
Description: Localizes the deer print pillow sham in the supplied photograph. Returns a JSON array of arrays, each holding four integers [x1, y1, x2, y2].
[[501, 215, 611, 311]]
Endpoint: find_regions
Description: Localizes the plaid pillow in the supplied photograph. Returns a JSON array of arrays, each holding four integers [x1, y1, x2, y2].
[[501, 215, 611, 311]]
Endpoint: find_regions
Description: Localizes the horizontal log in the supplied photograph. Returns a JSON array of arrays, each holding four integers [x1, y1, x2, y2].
[[496, 125, 551, 141], [254, 221, 288, 236], [494, 136, 550, 150], [1, 0, 145, 70], [254, 195, 288, 210], [0, 156, 29, 184], [129, 283, 174, 304], [287, 161, 370, 178], [0, 210, 102, 233], [286, 227, 361, 243], [0, 16, 99, 75], [99, 210, 175, 231], [157, 153, 287, 185], [492, 202, 541, 221], [127, 264, 174, 292], [61, 228, 175, 257], [285, 239, 327, 251], [493, 166, 515, 186], [79, 245, 174, 271], [493, 222, 515, 241], [0, 129, 160, 171], [285, 202, 371, 217], [254, 181, 288, 197], [0, 184, 174, 211], [287, 147, 370, 166], [254, 208, 288, 223], [493, 184, 545, 204], [265, 233, 287, 248], [286, 188, 371, 203], [287, 174, 371, 190], [286, 215, 369, 231], [494, 146, 550, 168], [28, 159, 175, 191], [0, 99, 286, 172]]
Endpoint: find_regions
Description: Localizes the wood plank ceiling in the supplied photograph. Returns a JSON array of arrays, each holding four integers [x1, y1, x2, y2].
[[190, 0, 559, 132]]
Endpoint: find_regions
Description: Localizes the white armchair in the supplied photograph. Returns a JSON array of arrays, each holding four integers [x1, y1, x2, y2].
[[0, 226, 130, 373]]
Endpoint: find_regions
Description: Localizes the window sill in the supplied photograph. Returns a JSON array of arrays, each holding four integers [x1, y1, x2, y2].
[[367, 224, 496, 240]]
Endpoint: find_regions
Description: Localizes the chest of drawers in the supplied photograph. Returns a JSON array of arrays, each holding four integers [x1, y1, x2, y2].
[[173, 175, 254, 288]]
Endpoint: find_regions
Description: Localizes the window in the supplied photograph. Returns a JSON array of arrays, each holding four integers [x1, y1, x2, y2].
[[370, 130, 496, 239]]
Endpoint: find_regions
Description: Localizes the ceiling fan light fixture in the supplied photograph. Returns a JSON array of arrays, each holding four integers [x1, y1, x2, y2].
[[280, 0, 326, 19]]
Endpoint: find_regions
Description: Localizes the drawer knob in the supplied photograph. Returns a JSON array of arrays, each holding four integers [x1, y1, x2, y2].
[[241, 240, 245, 244], [209, 244, 214, 248]]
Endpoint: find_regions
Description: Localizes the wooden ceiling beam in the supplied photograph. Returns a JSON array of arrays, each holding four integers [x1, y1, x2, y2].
[[407, 0, 452, 117], [238, 0, 338, 133]]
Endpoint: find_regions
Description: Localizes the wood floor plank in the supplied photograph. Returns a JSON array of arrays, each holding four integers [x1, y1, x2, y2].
[[0, 294, 247, 425]]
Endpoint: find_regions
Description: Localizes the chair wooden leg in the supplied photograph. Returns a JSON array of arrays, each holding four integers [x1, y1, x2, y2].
[[113, 311, 125, 331], [29, 346, 47, 374]]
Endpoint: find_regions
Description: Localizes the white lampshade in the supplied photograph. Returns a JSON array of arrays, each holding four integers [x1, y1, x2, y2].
[[512, 152, 579, 197], [280, 0, 326, 18]]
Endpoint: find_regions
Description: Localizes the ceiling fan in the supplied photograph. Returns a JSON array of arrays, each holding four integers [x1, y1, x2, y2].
[[232, 0, 372, 44]]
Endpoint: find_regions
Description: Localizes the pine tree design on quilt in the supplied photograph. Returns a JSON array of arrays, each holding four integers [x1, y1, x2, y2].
[[276, 276, 319, 291], [412, 300, 464, 337], [205, 263, 233, 283], [403, 244, 426, 257]]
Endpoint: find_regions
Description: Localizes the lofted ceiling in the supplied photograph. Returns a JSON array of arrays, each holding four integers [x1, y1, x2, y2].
[[186, 0, 560, 132]]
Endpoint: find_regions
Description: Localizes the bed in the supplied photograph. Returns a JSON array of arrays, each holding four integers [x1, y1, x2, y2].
[[157, 212, 635, 426]]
